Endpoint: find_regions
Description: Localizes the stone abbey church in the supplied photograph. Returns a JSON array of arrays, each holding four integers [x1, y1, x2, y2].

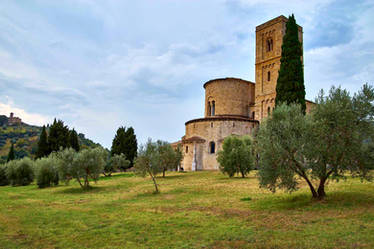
[[174, 15, 314, 171]]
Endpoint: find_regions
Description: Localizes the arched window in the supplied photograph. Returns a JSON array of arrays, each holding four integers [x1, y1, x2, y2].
[[267, 106, 271, 115], [186, 146, 188, 153], [211, 101, 215, 116], [267, 71, 271, 81], [266, 38, 273, 52], [208, 101, 211, 116], [209, 141, 215, 154], [252, 111, 255, 119]]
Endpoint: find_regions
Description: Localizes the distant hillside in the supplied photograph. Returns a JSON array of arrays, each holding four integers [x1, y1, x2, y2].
[[0, 115, 8, 126], [0, 115, 101, 163]]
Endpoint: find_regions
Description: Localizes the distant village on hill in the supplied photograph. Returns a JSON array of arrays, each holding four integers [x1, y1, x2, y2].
[[0, 112, 23, 126], [0, 112, 100, 163]]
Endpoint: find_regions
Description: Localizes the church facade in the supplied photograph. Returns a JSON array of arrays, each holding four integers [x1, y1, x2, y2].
[[173, 15, 314, 171]]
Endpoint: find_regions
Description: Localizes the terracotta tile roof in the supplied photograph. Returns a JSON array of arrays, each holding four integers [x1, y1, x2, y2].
[[182, 136, 206, 143]]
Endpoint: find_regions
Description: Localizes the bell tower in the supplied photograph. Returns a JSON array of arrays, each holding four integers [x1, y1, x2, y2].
[[254, 15, 303, 121]]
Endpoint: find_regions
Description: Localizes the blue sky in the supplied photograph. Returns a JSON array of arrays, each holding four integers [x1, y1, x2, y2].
[[0, 0, 373, 148]]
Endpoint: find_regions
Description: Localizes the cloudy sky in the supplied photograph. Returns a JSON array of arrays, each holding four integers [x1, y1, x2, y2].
[[0, 0, 373, 148]]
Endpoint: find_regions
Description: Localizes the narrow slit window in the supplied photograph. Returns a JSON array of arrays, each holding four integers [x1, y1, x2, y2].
[[267, 71, 271, 81], [209, 142, 215, 154], [211, 101, 215, 116], [186, 146, 188, 153]]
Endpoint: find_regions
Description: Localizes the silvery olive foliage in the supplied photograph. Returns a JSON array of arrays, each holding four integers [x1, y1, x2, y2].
[[256, 84, 374, 199], [104, 153, 130, 176], [5, 157, 35, 186], [57, 147, 108, 189], [134, 139, 162, 193], [217, 136, 254, 178], [35, 156, 59, 188]]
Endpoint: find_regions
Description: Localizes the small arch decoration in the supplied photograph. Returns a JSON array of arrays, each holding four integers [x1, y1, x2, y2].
[[266, 38, 273, 52]]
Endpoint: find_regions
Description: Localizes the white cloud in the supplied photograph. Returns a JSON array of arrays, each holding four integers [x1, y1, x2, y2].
[[0, 98, 51, 126], [0, 0, 372, 148]]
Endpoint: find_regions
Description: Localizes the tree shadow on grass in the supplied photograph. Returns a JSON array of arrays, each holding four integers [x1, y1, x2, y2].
[[250, 190, 374, 211], [56, 185, 110, 194], [98, 172, 135, 181], [217, 175, 257, 181], [156, 174, 187, 180], [135, 191, 161, 199]]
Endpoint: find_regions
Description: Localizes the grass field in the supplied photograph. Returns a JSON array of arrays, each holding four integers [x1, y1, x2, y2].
[[0, 171, 373, 249]]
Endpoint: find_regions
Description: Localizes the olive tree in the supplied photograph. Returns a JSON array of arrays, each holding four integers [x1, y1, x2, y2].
[[104, 153, 130, 177], [158, 140, 183, 177], [35, 156, 59, 188], [256, 84, 374, 199], [58, 147, 107, 189], [305, 85, 374, 197], [134, 139, 162, 193], [5, 158, 35, 186], [217, 136, 254, 178], [0, 164, 9, 186]]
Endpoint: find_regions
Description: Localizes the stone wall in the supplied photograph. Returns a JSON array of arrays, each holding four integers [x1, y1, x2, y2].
[[182, 118, 257, 170], [204, 78, 255, 118]]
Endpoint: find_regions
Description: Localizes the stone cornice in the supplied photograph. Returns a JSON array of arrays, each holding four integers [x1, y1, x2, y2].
[[185, 115, 259, 125], [203, 77, 255, 89]]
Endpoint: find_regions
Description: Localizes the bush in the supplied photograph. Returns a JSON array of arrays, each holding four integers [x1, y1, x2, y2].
[[217, 136, 254, 178], [0, 164, 9, 186], [5, 158, 35, 186], [35, 157, 59, 188]]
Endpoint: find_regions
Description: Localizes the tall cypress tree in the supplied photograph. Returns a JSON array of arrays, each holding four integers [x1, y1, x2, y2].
[[36, 125, 50, 158], [111, 126, 137, 169], [48, 119, 70, 152], [275, 14, 306, 113], [111, 127, 126, 156], [7, 143, 15, 162], [69, 129, 80, 152], [124, 127, 138, 167]]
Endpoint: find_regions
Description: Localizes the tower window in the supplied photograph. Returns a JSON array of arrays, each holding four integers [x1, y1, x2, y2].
[[208, 101, 211, 116], [266, 38, 273, 52], [211, 101, 215, 116], [209, 141, 215, 154], [267, 71, 271, 81], [186, 146, 188, 153], [211, 122, 213, 128], [267, 106, 271, 115], [252, 111, 255, 119]]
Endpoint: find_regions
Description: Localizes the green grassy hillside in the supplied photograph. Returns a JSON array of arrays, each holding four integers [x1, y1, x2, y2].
[[0, 171, 373, 249], [0, 118, 101, 163]]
